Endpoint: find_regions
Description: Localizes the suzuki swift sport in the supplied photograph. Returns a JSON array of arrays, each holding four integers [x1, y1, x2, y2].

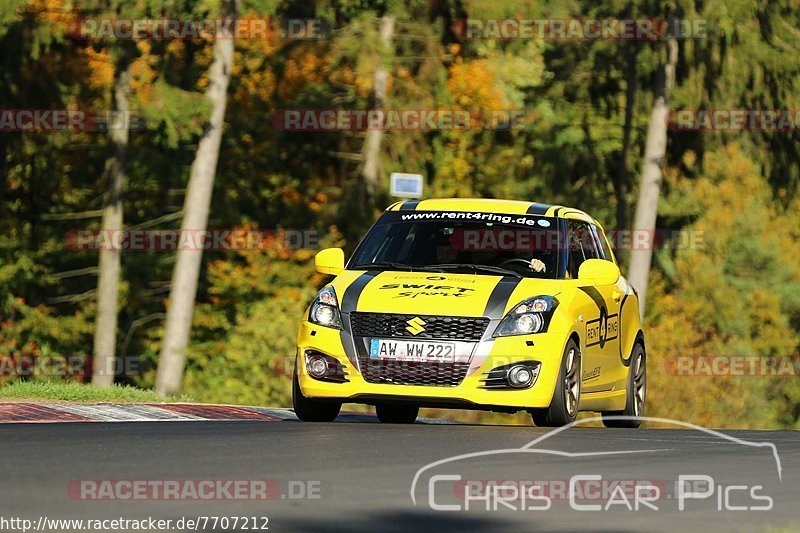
[[293, 198, 646, 427]]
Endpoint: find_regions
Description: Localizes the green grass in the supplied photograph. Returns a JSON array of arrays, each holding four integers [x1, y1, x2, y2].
[[0, 381, 194, 403]]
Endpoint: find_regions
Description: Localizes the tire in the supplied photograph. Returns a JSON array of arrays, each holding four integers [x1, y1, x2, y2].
[[375, 404, 419, 424], [292, 373, 341, 422], [602, 342, 646, 428], [531, 338, 581, 427]]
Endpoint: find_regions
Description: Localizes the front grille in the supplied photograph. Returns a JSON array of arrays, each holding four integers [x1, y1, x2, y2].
[[356, 355, 470, 387], [350, 312, 489, 341]]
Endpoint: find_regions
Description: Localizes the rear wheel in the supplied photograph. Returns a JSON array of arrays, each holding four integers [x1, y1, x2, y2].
[[375, 404, 419, 424], [531, 338, 581, 427], [602, 343, 646, 428], [292, 374, 341, 422]]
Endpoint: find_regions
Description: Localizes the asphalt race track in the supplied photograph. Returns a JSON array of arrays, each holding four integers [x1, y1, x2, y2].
[[2, 419, 798, 532]]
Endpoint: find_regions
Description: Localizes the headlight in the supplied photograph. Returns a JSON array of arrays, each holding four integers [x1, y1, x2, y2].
[[309, 286, 342, 329], [494, 295, 558, 337]]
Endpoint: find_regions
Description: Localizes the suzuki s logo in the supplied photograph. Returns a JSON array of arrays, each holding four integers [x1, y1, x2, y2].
[[406, 317, 426, 335]]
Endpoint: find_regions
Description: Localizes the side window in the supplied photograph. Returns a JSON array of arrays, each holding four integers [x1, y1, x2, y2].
[[567, 220, 601, 278], [591, 224, 615, 263]]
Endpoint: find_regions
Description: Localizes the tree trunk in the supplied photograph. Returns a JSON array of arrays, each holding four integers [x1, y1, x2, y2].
[[92, 55, 131, 388], [628, 38, 678, 320], [613, 41, 638, 232], [155, 0, 237, 396], [361, 14, 395, 200]]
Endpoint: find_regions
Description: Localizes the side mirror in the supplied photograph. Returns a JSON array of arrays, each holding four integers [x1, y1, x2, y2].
[[315, 248, 345, 276], [578, 258, 620, 286]]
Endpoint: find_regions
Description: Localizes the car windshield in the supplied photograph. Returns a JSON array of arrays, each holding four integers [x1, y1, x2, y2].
[[350, 211, 566, 279]]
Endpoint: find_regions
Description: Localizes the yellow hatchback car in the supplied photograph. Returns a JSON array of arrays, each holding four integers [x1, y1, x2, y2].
[[293, 198, 646, 427]]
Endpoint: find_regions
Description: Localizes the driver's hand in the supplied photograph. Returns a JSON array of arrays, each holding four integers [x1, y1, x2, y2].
[[529, 258, 546, 273]]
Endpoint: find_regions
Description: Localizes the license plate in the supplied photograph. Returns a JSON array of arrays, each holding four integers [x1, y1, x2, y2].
[[369, 338, 456, 362]]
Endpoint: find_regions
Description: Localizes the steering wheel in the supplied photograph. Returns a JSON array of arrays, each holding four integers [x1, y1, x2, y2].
[[499, 258, 533, 270]]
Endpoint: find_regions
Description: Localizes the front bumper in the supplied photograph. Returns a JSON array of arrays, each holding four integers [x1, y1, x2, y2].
[[295, 319, 570, 411]]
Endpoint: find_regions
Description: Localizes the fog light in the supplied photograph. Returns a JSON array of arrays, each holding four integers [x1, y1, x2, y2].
[[307, 354, 328, 378], [506, 364, 534, 388]]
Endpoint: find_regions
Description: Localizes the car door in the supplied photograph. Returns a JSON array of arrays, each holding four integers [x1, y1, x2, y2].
[[592, 223, 634, 391], [566, 219, 621, 393]]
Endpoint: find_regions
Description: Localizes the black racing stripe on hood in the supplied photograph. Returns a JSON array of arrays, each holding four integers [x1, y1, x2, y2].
[[339, 321, 358, 370], [578, 286, 607, 314], [340, 271, 379, 313], [339, 271, 379, 369], [399, 200, 421, 211], [483, 276, 522, 319], [526, 202, 552, 215]]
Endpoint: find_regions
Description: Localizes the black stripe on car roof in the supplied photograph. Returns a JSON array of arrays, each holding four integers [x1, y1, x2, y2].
[[526, 202, 552, 215], [398, 200, 421, 211]]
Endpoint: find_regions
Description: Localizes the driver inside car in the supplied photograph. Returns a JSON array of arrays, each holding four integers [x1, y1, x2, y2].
[[529, 257, 547, 273], [528, 246, 557, 274], [431, 227, 551, 275], [435, 242, 459, 263]]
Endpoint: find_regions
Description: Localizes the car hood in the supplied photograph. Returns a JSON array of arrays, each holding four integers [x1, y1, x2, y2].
[[331, 270, 563, 319]]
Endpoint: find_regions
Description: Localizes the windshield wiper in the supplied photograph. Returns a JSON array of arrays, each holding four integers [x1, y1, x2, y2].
[[352, 261, 416, 271], [422, 263, 523, 278]]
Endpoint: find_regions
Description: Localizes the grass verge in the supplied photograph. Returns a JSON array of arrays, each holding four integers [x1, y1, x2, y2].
[[0, 381, 193, 403]]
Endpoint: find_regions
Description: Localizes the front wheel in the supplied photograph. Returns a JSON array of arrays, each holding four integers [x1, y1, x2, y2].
[[375, 404, 419, 424], [292, 374, 341, 422], [531, 338, 581, 427], [602, 343, 646, 428]]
